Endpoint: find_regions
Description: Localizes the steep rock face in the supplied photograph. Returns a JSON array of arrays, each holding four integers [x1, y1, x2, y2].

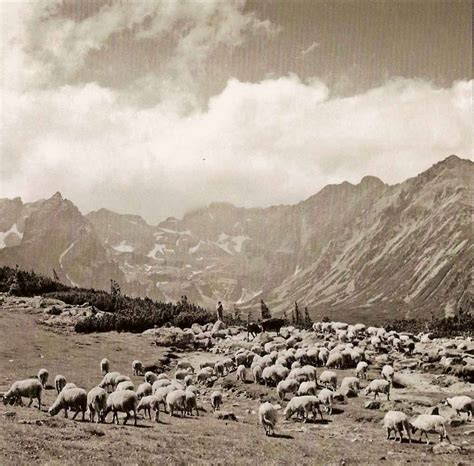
[[0, 155, 471, 323]]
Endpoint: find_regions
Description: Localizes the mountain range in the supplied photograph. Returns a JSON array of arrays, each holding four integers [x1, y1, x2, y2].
[[0, 155, 472, 323]]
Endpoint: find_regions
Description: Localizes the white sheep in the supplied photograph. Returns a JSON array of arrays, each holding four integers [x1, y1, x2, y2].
[[105, 390, 139, 426], [176, 360, 195, 372], [62, 382, 77, 391], [258, 402, 278, 436], [197, 367, 214, 384], [115, 380, 134, 391], [2, 379, 42, 409], [326, 352, 343, 369], [317, 388, 334, 415], [339, 377, 361, 397], [355, 361, 368, 379], [185, 389, 199, 416], [443, 396, 472, 420], [136, 382, 153, 400], [210, 391, 222, 412], [144, 371, 159, 385], [184, 374, 194, 386], [365, 379, 390, 401], [100, 358, 110, 376], [318, 348, 329, 366], [214, 361, 225, 377], [383, 411, 411, 443], [409, 414, 450, 444], [298, 381, 317, 396], [137, 395, 160, 422], [319, 370, 337, 390], [49, 387, 87, 420], [38, 368, 49, 388], [276, 379, 299, 400], [114, 375, 131, 386], [252, 365, 262, 384], [99, 371, 121, 392], [284, 396, 324, 422], [54, 375, 66, 394], [132, 360, 144, 376], [381, 365, 395, 384], [166, 389, 187, 417], [87, 386, 107, 423], [153, 385, 175, 412], [236, 364, 247, 382], [152, 379, 172, 391], [175, 369, 192, 380]]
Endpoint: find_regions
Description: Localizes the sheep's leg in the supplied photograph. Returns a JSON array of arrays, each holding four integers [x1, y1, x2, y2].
[[64, 408, 69, 419], [72, 409, 80, 420], [37, 395, 41, 410], [133, 409, 137, 427], [123, 411, 130, 425], [386, 428, 391, 440], [27, 397, 33, 408]]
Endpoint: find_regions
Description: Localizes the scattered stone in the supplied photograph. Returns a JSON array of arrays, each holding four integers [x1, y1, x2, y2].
[[215, 411, 237, 421], [364, 400, 380, 410], [432, 442, 462, 455]]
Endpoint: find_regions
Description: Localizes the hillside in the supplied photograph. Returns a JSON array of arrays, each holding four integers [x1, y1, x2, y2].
[[0, 155, 472, 322]]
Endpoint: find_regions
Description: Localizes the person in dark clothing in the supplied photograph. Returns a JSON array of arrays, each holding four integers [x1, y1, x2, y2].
[[260, 299, 271, 320], [216, 301, 224, 321]]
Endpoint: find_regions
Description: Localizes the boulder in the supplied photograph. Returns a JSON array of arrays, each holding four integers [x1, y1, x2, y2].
[[432, 442, 462, 455], [144, 327, 195, 348], [364, 401, 380, 410], [212, 320, 226, 333]]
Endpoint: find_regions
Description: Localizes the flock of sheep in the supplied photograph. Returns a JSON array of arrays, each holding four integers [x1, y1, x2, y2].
[[1, 320, 473, 447]]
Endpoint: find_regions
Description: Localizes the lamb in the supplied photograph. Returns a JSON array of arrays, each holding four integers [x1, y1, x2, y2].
[[54, 375, 66, 394], [298, 381, 317, 396], [210, 390, 222, 412], [409, 414, 450, 444], [258, 402, 278, 436], [284, 396, 324, 422], [319, 370, 337, 390], [2, 379, 42, 409], [252, 365, 262, 383], [105, 390, 139, 426], [185, 389, 199, 416], [276, 379, 299, 400], [381, 365, 395, 384], [38, 368, 49, 388], [100, 358, 110, 376], [317, 388, 334, 415], [99, 371, 121, 392], [87, 386, 107, 423], [382, 411, 411, 443], [365, 379, 390, 400], [136, 382, 153, 400], [137, 395, 160, 422], [355, 361, 368, 379], [144, 371, 159, 385], [132, 360, 144, 376], [49, 387, 87, 420], [166, 389, 187, 417], [236, 364, 247, 382], [115, 380, 134, 391], [443, 396, 473, 420]]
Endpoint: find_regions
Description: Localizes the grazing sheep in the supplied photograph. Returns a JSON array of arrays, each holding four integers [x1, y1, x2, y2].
[[214, 361, 225, 377], [252, 365, 262, 384], [409, 414, 450, 444], [199, 361, 215, 370], [100, 358, 110, 376], [87, 386, 107, 423], [443, 396, 472, 420], [339, 377, 361, 397], [99, 372, 121, 392], [197, 367, 214, 384], [185, 389, 199, 416], [2, 379, 42, 409], [276, 379, 299, 400], [166, 389, 187, 417], [132, 360, 144, 376], [175, 369, 192, 380], [258, 402, 278, 436], [49, 387, 87, 420], [144, 371, 159, 385], [137, 395, 160, 422], [62, 382, 77, 391], [115, 381, 134, 391], [152, 379, 172, 391], [153, 385, 175, 412], [284, 396, 324, 422], [326, 352, 343, 369], [157, 373, 169, 380], [383, 411, 411, 443], [365, 379, 390, 401], [319, 371, 337, 390], [136, 382, 152, 400], [184, 374, 193, 386], [38, 368, 49, 388], [317, 388, 334, 415], [381, 365, 395, 384], [114, 375, 131, 386], [298, 381, 317, 396], [222, 358, 235, 374], [177, 360, 195, 373], [210, 391, 222, 412], [105, 390, 139, 426], [54, 375, 66, 394], [355, 361, 368, 379], [236, 365, 247, 382]]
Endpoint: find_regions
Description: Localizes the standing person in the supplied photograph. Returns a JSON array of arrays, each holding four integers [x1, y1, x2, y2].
[[260, 299, 271, 320], [216, 301, 224, 321]]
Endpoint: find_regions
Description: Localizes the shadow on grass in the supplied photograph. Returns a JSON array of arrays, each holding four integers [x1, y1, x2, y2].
[[331, 407, 345, 415], [271, 433, 294, 439]]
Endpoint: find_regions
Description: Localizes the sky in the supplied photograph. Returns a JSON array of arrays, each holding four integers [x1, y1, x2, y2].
[[0, 0, 471, 224]]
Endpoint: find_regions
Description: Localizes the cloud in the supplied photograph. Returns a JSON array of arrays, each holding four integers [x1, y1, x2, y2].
[[1, 75, 471, 223]]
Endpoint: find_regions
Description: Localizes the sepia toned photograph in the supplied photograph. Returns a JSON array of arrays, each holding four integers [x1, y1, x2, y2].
[[0, 0, 472, 463]]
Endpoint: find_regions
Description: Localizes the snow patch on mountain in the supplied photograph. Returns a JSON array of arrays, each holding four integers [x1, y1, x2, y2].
[[0, 223, 23, 249], [112, 240, 134, 253]]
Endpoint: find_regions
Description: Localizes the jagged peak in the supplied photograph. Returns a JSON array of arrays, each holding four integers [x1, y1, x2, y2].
[[50, 191, 63, 201]]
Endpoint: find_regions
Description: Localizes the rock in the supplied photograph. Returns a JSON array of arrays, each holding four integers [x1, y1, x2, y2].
[[365, 400, 380, 410], [464, 429, 474, 436], [333, 393, 345, 403], [191, 323, 203, 334], [432, 442, 462, 455], [215, 411, 238, 421], [144, 327, 195, 348], [212, 320, 226, 333]]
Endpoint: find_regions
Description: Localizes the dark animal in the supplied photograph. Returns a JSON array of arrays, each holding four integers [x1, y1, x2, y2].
[[247, 318, 285, 340]]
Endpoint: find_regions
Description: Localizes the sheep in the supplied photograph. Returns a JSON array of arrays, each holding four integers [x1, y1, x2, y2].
[[177, 360, 195, 372], [298, 381, 317, 396], [318, 348, 329, 366], [210, 391, 222, 412], [365, 379, 390, 401], [276, 379, 299, 400], [116, 381, 134, 392], [166, 389, 187, 417], [381, 365, 395, 384], [105, 390, 139, 426], [185, 389, 199, 416], [355, 361, 368, 379], [38, 368, 49, 388], [62, 382, 77, 391], [157, 373, 169, 380], [443, 396, 472, 420], [152, 379, 172, 391], [284, 396, 324, 422], [184, 374, 194, 386], [383, 411, 411, 443], [100, 358, 110, 376], [87, 386, 107, 423], [132, 360, 144, 376], [199, 361, 215, 370], [114, 375, 131, 386], [175, 369, 192, 380], [137, 395, 160, 422], [222, 358, 235, 374], [54, 375, 66, 394], [319, 371, 337, 390], [2, 379, 42, 409], [236, 364, 247, 382], [153, 385, 175, 412], [136, 382, 153, 400], [339, 377, 361, 397], [317, 388, 334, 415], [214, 361, 225, 377], [144, 371, 159, 385], [326, 352, 343, 369], [409, 414, 450, 444], [197, 367, 214, 384], [49, 387, 87, 420], [99, 372, 121, 392], [258, 402, 278, 436], [252, 365, 262, 384]]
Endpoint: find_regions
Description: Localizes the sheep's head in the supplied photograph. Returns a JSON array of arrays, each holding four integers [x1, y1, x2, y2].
[[2, 391, 14, 406], [48, 403, 61, 416]]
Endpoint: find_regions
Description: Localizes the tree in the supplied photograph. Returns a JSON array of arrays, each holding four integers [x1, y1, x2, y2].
[[53, 269, 60, 282], [304, 307, 313, 329], [110, 279, 122, 312], [294, 301, 301, 326]]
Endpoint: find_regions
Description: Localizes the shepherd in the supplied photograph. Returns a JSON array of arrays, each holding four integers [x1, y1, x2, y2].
[[216, 301, 224, 321]]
